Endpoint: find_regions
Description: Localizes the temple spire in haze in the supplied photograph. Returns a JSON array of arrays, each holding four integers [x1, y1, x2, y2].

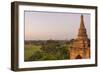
[[77, 15, 88, 39]]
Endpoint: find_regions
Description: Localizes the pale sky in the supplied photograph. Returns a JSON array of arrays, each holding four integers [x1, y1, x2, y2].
[[25, 11, 90, 40]]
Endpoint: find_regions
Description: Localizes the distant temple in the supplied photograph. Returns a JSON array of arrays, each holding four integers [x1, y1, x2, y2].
[[69, 15, 90, 59]]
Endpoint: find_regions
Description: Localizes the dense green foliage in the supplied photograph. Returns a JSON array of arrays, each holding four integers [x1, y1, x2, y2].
[[24, 45, 41, 61], [24, 41, 70, 61]]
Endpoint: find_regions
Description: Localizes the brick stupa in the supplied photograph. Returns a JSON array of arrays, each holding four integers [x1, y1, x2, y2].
[[69, 15, 90, 59]]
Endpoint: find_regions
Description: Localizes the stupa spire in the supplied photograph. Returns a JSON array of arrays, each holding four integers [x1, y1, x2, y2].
[[80, 15, 85, 28], [77, 15, 88, 39]]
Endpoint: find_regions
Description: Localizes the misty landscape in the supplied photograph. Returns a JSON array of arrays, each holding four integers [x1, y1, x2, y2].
[[24, 11, 90, 61]]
